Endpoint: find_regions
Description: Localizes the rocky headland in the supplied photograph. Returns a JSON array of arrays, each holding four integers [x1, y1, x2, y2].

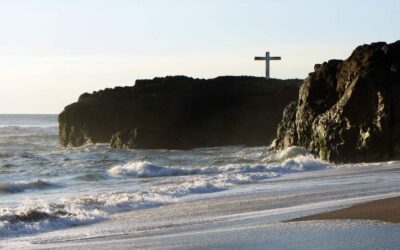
[[59, 76, 301, 149], [275, 41, 400, 163]]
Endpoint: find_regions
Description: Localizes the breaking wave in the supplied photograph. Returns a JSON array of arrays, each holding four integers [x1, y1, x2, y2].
[[0, 200, 105, 238], [0, 180, 55, 194], [108, 161, 209, 177], [108, 148, 330, 180], [1, 118, 333, 241], [276, 146, 311, 160], [0, 149, 331, 238]]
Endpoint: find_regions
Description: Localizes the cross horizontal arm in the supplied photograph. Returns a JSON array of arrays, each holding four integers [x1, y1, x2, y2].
[[270, 57, 281, 60], [254, 57, 267, 60]]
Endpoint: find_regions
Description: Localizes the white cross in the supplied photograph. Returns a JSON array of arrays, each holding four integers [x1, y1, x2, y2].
[[254, 52, 281, 79]]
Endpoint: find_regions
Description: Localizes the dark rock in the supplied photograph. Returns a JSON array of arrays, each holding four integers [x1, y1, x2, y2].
[[275, 41, 400, 163], [110, 128, 187, 149], [59, 76, 301, 149], [110, 129, 137, 149]]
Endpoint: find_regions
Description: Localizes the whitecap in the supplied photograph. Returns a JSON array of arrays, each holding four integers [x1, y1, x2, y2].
[[0, 150, 332, 238], [276, 146, 311, 160], [161, 179, 226, 197], [0, 199, 105, 238], [108, 161, 208, 177]]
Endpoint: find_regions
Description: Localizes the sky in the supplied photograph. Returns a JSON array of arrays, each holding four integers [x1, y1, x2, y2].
[[0, 0, 399, 114]]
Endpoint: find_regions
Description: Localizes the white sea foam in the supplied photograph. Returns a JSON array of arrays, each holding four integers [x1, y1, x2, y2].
[[276, 146, 311, 161], [0, 150, 330, 238], [108, 161, 223, 178], [1, 131, 333, 239], [160, 178, 227, 197], [0, 190, 172, 238], [108, 149, 330, 181], [0, 198, 105, 238], [107, 151, 331, 202], [281, 154, 331, 171], [107, 161, 204, 177]]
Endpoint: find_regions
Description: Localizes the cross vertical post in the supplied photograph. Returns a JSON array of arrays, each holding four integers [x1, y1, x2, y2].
[[254, 52, 281, 79], [265, 52, 270, 80]]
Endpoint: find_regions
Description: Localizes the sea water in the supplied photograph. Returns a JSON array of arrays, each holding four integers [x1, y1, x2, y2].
[[0, 114, 331, 239]]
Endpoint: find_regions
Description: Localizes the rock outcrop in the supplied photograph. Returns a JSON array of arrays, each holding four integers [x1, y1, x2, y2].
[[59, 76, 301, 149], [275, 41, 400, 163], [110, 128, 186, 149]]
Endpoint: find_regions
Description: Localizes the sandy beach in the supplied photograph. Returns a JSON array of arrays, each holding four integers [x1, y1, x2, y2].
[[290, 196, 400, 223]]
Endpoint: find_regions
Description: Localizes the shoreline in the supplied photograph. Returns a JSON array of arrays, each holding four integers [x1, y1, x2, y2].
[[288, 196, 400, 224], [3, 162, 400, 249]]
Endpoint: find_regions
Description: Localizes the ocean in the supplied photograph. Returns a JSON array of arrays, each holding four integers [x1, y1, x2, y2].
[[2, 115, 400, 248], [0, 114, 332, 239]]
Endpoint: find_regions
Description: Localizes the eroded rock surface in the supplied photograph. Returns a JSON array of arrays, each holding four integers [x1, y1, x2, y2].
[[275, 41, 400, 163]]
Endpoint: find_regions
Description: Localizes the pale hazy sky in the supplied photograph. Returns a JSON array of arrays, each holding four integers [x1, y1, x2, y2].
[[0, 0, 399, 114]]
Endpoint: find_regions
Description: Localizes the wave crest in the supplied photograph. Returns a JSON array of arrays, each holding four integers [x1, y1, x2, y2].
[[0, 180, 54, 194], [108, 161, 206, 177], [0, 146, 332, 238], [276, 146, 311, 161], [108, 151, 330, 180]]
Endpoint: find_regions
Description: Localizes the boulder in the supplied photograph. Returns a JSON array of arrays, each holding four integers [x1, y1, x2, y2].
[[59, 76, 301, 149], [275, 41, 400, 163]]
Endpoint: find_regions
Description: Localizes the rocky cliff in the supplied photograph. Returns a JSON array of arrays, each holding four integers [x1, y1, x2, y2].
[[59, 76, 301, 149], [275, 41, 400, 163]]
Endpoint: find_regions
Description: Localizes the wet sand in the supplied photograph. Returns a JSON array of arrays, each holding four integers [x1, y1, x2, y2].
[[289, 196, 400, 223]]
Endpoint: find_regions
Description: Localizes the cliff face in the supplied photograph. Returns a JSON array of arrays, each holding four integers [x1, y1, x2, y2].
[[59, 76, 301, 149], [275, 41, 400, 163]]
